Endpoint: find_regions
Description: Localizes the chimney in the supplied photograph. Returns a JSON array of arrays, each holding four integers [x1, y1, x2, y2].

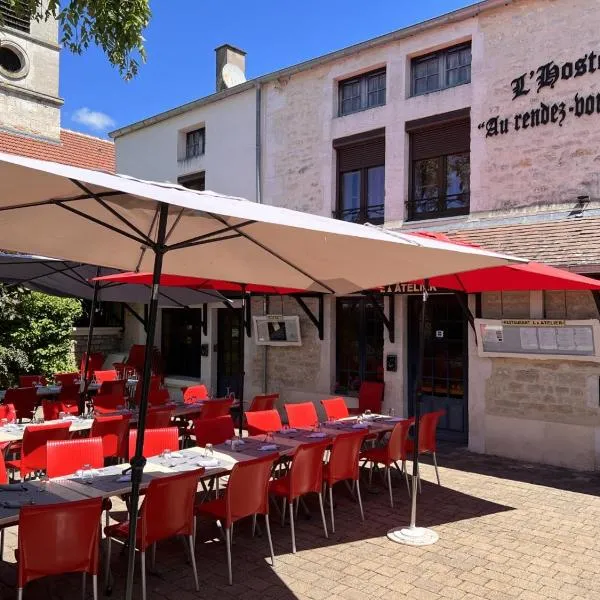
[[215, 44, 247, 92]]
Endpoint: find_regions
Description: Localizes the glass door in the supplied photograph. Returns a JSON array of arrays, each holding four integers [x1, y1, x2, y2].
[[161, 308, 203, 378]]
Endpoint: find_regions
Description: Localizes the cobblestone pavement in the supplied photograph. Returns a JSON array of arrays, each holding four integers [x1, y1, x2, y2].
[[1, 445, 599, 599]]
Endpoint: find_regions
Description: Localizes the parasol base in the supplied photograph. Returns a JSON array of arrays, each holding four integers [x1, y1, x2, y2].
[[387, 525, 439, 546]]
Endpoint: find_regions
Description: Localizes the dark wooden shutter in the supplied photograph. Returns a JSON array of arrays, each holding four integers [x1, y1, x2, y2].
[[335, 130, 385, 171], [410, 118, 470, 161]]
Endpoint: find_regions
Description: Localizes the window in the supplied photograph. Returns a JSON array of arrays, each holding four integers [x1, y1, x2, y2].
[[338, 68, 386, 116], [407, 114, 470, 221], [334, 129, 385, 224], [185, 128, 205, 158], [411, 43, 471, 96], [178, 172, 205, 191], [75, 301, 124, 328], [0, 0, 30, 33], [162, 308, 203, 378], [336, 298, 383, 395]]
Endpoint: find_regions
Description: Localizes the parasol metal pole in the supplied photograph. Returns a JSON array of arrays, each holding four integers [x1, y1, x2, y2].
[[80, 266, 101, 413], [124, 203, 169, 600], [238, 285, 247, 437], [387, 279, 438, 546]]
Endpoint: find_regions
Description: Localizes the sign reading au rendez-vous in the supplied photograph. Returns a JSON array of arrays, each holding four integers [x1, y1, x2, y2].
[[478, 51, 600, 137]]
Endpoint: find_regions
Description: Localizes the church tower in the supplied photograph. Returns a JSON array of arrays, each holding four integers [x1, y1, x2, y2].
[[0, 0, 62, 140]]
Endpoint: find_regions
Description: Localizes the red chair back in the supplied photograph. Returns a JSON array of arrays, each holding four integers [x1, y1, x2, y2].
[[0, 452, 8, 484], [128, 427, 179, 459], [417, 410, 445, 453], [284, 402, 318, 429], [94, 370, 118, 384], [245, 410, 282, 436], [5, 387, 38, 422], [58, 383, 80, 402], [320, 397, 349, 420], [194, 415, 235, 446], [99, 379, 126, 396], [182, 385, 208, 403], [222, 455, 277, 527], [133, 375, 162, 405], [0, 403, 17, 424], [93, 393, 126, 413], [148, 388, 170, 406], [90, 414, 131, 459], [46, 437, 104, 478], [288, 442, 329, 499], [18, 375, 47, 387], [358, 381, 384, 414], [42, 400, 78, 421], [18, 497, 103, 588], [19, 422, 71, 475], [388, 419, 415, 461], [324, 432, 365, 485], [54, 372, 79, 387], [199, 398, 233, 419], [138, 470, 202, 549], [80, 352, 104, 376], [146, 405, 175, 429], [248, 394, 279, 412]]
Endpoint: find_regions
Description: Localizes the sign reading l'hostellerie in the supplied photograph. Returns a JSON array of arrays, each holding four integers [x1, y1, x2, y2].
[[478, 50, 600, 138]]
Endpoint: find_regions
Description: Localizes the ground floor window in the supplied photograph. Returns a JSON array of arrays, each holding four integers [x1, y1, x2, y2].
[[161, 308, 203, 378], [335, 297, 383, 394]]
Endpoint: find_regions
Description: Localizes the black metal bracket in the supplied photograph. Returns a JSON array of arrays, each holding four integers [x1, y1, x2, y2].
[[202, 303, 208, 336], [244, 295, 252, 338], [293, 295, 325, 340], [366, 292, 395, 343], [123, 303, 147, 331]]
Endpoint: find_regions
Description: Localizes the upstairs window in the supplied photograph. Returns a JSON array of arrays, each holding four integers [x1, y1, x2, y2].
[[411, 43, 471, 96], [0, 0, 30, 33], [338, 68, 386, 116], [178, 172, 205, 191], [185, 128, 205, 159]]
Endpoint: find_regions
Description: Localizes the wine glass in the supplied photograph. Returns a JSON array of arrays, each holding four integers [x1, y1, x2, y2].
[[388, 407, 395, 418], [81, 464, 93, 484], [205, 443, 214, 458]]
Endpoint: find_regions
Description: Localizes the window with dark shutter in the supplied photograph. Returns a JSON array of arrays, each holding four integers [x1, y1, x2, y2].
[[0, 0, 30, 34], [411, 43, 471, 96], [338, 68, 386, 116]]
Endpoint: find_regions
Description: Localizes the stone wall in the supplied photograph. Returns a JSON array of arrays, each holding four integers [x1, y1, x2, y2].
[[72, 328, 123, 367]]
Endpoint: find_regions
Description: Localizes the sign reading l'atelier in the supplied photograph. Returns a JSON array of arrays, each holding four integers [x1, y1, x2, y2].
[[478, 50, 600, 138]]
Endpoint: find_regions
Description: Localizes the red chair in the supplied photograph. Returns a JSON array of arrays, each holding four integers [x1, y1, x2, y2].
[[99, 379, 126, 396], [405, 410, 445, 486], [320, 397, 349, 421], [80, 351, 105, 377], [284, 402, 318, 429], [148, 388, 170, 407], [17, 497, 103, 600], [360, 418, 414, 507], [90, 414, 130, 461], [93, 393, 126, 413], [199, 398, 233, 419], [42, 400, 78, 421], [194, 415, 235, 447], [6, 421, 71, 480], [128, 427, 179, 459], [53, 372, 79, 386], [104, 470, 202, 599], [196, 454, 276, 585], [0, 403, 17, 424], [0, 452, 8, 558], [246, 410, 282, 436], [5, 387, 38, 422], [349, 381, 384, 415], [93, 369, 118, 384], [145, 405, 175, 429], [269, 442, 329, 553], [132, 375, 162, 405], [182, 384, 208, 403], [248, 393, 279, 412], [323, 432, 366, 532], [46, 437, 104, 478], [18, 375, 47, 388]]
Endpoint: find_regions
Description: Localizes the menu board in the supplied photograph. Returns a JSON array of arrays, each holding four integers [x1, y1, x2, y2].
[[476, 319, 599, 361]]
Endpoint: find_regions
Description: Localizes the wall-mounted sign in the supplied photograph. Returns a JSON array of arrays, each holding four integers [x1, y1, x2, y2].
[[382, 283, 438, 294], [386, 354, 397, 372], [435, 330, 444, 339]]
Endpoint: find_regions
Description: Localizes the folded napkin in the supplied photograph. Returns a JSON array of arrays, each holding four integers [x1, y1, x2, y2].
[[352, 423, 369, 429], [278, 428, 297, 434], [307, 432, 327, 438], [116, 474, 131, 483], [259, 444, 278, 451], [170, 452, 183, 458], [196, 457, 219, 467]]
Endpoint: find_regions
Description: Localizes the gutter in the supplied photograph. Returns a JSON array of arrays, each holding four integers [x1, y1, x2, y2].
[[110, 0, 513, 139]]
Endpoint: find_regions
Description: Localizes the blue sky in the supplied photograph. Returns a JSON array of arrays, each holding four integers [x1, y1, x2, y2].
[[63, 0, 478, 137]]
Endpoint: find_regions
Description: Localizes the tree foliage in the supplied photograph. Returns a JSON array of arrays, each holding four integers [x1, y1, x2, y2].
[[0, 285, 82, 387], [2, 0, 151, 79]]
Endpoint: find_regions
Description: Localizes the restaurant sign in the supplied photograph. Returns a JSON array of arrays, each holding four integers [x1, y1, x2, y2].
[[382, 283, 438, 294]]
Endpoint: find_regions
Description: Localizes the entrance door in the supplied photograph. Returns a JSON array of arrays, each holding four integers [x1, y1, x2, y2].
[[407, 295, 468, 443], [161, 308, 203, 378], [217, 308, 244, 398]]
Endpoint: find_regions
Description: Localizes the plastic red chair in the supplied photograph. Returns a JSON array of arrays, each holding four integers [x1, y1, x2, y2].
[[58, 382, 80, 403], [269, 442, 329, 553], [54, 372, 79, 386], [99, 379, 126, 396], [104, 470, 202, 599], [93, 369, 118, 383], [0, 403, 17, 424], [46, 437, 104, 478], [128, 427, 179, 459], [42, 400, 78, 421], [18, 375, 47, 388], [199, 398, 233, 419], [284, 402, 318, 429], [0, 452, 8, 558], [194, 415, 235, 447], [248, 393, 279, 412], [90, 414, 130, 461], [182, 384, 208, 403], [148, 388, 170, 407], [360, 418, 414, 507], [323, 432, 367, 532], [196, 454, 276, 584], [405, 410, 445, 486], [132, 375, 162, 405], [93, 393, 126, 413], [320, 397, 349, 421], [349, 381, 384, 415], [80, 352, 105, 376], [5, 387, 38, 422], [6, 421, 71, 480], [246, 410, 282, 436], [145, 405, 175, 429], [17, 497, 103, 600]]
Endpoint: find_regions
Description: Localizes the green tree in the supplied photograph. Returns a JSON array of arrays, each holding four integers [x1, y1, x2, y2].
[[1, 0, 151, 79]]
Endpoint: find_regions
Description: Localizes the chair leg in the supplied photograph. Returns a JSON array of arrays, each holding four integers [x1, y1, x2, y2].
[[402, 460, 411, 497], [281, 498, 287, 527], [328, 485, 335, 533], [387, 467, 393, 508], [225, 527, 233, 585], [0, 528, 4, 560], [433, 452, 441, 485], [141, 551, 146, 600], [188, 535, 199, 591], [356, 478, 364, 522], [369, 462, 374, 485], [104, 536, 112, 591], [82, 572, 86, 600], [252, 514, 257, 537], [151, 543, 156, 570], [92, 574, 98, 600], [17, 588, 23, 600], [317, 493, 328, 539], [265, 514, 275, 567], [289, 500, 296, 554]]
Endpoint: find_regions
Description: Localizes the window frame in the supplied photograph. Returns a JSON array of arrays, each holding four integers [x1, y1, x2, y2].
[[411, 42, 471, 97], [185, 127, 205, 159], [338, 68, 386, 116], [178, 171, 205, 191]]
